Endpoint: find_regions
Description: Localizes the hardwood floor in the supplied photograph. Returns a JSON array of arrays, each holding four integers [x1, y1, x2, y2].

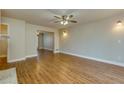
[[0, 57, 7, 66], [0, 49, 124, 84]]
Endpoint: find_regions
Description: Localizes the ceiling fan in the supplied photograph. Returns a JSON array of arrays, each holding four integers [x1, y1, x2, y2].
[[54, 15, 77, 25]]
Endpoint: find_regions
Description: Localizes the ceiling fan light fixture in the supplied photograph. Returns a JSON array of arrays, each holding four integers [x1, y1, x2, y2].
[[117, 20, 122, 26], [66, 16, 70, 20], [60, 21, 64, 24], [60, 20, 68, 25], [64, 21, 68, 25], [54, 15, 77, 25]]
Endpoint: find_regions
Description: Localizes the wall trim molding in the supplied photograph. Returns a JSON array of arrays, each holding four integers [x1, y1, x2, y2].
[[54, 50, 60, 53], [38, 47, 43, 50], [8, 57, 26, 63], [60, 51, 124, 67], [43, 48, 53, 51], [26, 54, 37, 58], [8, 54, 37, 63], [8, 51, 124, 67]]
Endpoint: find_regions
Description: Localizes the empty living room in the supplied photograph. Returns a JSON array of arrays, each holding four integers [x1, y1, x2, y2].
[[0, 9, 124, 84]]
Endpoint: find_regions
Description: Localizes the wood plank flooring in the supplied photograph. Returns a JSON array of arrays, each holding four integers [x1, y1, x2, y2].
[[0, 57, 7, 66], [0, 49, 124, 84]]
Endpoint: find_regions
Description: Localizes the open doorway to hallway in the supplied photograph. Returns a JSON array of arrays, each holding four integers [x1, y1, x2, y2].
[[37, 31, 54, 52]]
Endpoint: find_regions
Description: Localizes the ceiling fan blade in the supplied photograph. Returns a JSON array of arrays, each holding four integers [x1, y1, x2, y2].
[[69, 15, 73, 18], [65, 15, 68, 19], [54, 21, 60, 23], [62, 15, 67, 20], [69, 20, 77, 23], [54, 16, 61, 19]]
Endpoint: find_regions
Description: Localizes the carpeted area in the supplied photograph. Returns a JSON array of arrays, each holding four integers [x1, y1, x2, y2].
[[0, 68, 18, 84]]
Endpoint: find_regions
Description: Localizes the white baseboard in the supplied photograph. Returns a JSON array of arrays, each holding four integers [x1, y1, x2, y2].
[[38, 47, 43, 49], [54, 51, 60, 53], [7, 51, 124, 67], [8, 54, 37, 63], [26, 54, 37, 58], [43, 48, 53, 51], [8, 57, 26, 63], [60, 51, 124, 67]]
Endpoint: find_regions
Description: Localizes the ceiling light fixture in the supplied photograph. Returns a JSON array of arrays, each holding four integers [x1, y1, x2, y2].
[[54, 15, 77, 25], [60, 21, 64, 24], [64, 21, 68, 25], [117, 20, 122, 25], [114, 20, 124, 32], [60, 20, 69, 25]]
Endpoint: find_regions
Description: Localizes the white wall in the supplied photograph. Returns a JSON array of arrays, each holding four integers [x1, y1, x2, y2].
[[59, 15, 124, 65], [25, 23, 38, 56], [26, 23, 58, 56], [43, 32, 54, 51], [54, 30, 59, 53], [1, 17, 59, 62], [2, 17, 26, 62]]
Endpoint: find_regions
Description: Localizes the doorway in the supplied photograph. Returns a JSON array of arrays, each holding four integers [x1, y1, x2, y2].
[[0, 24, 8, 65], [37, 32, 54, 52]]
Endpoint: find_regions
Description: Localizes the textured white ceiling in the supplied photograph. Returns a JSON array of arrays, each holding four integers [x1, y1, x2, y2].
[[1, 9, 124, 29]]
